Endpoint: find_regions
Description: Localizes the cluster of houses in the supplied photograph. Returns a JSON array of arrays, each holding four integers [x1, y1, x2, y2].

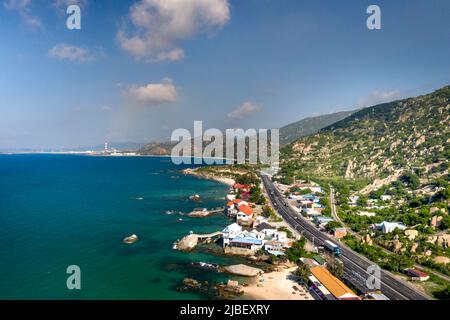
[[285, 183, 325, 217], [348, 195, 391, 208], [225, 183, 258, 226], [223, 182, 294, 256], [221, 221, 292, 256]]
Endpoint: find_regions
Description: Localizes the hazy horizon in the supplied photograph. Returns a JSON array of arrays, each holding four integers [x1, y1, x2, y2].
[[1, 0, 450, 149]]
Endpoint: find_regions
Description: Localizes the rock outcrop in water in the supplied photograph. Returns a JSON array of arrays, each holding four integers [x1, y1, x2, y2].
[[174, 234, 198, 251], [122, 234, 138, 244]]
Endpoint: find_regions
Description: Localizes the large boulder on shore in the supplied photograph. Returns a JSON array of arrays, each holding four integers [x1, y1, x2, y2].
[[175, 234, 198, 251], [223, 264, 263, 277]]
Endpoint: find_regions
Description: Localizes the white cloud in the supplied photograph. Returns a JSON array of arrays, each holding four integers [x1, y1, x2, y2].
[[127, 78, 177, 105], [48, 43, 103, 63], [228, 102, 262, 119], [100, 106, 112, 112], [358, 90, 401, 108], [117, 0, 230, 62], [3, 0, 42, 29]]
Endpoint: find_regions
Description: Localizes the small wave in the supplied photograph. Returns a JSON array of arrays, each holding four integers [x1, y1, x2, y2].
[[191, 262, 221, 272]]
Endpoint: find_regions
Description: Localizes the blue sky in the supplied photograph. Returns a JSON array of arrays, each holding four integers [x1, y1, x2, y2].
[[1, 0, 450, 149]]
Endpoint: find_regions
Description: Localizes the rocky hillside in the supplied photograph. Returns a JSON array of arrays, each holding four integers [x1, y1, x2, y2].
[[280, 110, 354, 145], [139, 110, 356, 155], [280, 86, 450, 185], [139, 141, 176, 155]]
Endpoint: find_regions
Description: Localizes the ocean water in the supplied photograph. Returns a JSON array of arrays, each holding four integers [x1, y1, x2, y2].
[[0, 154, 245, 299]]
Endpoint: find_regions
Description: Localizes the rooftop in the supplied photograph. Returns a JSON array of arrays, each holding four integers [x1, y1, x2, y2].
[[310, 266, 359, 300]]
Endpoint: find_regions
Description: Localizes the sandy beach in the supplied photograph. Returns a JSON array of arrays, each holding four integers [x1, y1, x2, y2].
[[243, 267, 314, 300], [182, 168, 236, 186]]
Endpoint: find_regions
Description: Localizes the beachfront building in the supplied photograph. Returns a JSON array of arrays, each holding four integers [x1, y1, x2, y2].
[[226, 194, 236, 201], [226, 199, 249, 217], [222, 221, 292, 255], [225, 231, 263, 255], [308, 266, 360, 300], [232, 183, 250, 193], [222, 223, 243, 247]]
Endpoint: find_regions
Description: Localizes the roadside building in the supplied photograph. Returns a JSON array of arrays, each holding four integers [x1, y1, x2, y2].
[[313, 216, 334, 226], [303, 208, 322, 217], [309, 266, 360, 300], [406, 268, 429, 281], [333, 228, 348, 239], [308, 274, 335, 300], [364, 292, 390, 300], [312, 255, 325, 266], [299, 257, 319, 268]]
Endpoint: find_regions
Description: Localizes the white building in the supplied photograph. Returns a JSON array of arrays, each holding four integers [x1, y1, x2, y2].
[[376, 221, 407, 234], [349, 195, 359, 206], [226, 194, 237, 201], [380, 195, 392, 201], [222, 223, 243, 247]]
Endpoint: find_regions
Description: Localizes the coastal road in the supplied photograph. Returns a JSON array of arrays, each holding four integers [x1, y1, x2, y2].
[[261, 174, 429, 300]]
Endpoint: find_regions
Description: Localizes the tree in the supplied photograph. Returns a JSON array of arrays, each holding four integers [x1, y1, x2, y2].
[[278, 226, 293, 238], [262, 205, 273, 218], [236, 173, 259, 185], [326, 255, 344, 278], [294, 264, 310, 283], [357, 195, 368, 207], [400, 172, 421, 189], [433, 285, 450, 300], [325, 221, 342, 232], [299, 188, 312, 195], [284, 238, 307, 262]]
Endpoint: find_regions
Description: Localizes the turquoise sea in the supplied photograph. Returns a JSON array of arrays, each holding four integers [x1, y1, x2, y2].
[[0, 154, 245, 299]]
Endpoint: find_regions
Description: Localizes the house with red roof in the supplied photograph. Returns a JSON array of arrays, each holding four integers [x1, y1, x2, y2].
[[236, 203, 253, 226], [406, 268, 429, 281], [239, 191, 251, 200], [232, 183, 250, 192], [226, 199, 248, 217]]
